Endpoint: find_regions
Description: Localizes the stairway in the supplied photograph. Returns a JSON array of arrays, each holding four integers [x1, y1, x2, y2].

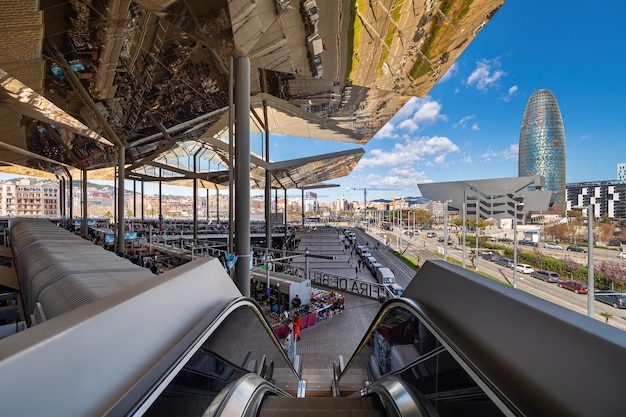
[[257, 396, 387, 417]]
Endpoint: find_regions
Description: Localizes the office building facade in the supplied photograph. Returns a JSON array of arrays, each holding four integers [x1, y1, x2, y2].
[[566, 180, 626, 220], [518, 89, 566, 215]]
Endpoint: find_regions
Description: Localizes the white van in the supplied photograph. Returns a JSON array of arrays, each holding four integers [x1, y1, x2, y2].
[[387, 283, 404, 297], [306, 33, 323, 56], [376, 267, 396, 285]]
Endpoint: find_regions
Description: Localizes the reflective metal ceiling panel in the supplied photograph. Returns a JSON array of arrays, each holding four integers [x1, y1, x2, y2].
[[0, 0, 505, 189]]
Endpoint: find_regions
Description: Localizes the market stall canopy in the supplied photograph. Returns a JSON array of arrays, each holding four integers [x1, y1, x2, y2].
[[0, 0, 505, 189]]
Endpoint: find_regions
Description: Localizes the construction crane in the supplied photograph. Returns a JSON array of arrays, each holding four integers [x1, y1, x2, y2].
[[349, 187, 401, 226]]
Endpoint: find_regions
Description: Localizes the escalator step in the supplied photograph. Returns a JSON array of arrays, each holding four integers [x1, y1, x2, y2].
[[257, 396, 387, 417]]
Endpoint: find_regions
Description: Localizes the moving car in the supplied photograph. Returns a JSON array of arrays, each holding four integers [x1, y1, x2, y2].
[[514, 264, 534, 274], [531, 270, 560, 283], [544, 242, 563, 250], [426, 232, 437, 238], [566, 245, 587, 253], [557, 280, 588, 294], [518, 239, 538, 247], [594, 290, 626, 308]]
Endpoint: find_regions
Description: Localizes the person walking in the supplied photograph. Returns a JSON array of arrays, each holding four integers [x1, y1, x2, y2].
[[292, 313, 302, 341], [355, 266, 358, 278]]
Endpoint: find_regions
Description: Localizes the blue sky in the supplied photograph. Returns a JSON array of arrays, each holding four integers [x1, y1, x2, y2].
[[4, 1, 625, 204], [269, 0, 626, 203]]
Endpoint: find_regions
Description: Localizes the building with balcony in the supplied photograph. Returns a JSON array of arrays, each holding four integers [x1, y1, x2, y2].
[[0, 179, 59, 217]]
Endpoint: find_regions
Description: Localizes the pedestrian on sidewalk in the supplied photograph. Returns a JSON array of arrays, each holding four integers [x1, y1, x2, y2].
[[358, 259, 362, 271], [355, 266, 358, 278]]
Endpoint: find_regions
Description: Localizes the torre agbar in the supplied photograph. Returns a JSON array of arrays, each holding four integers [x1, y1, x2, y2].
[[518, 89, 567, 214]]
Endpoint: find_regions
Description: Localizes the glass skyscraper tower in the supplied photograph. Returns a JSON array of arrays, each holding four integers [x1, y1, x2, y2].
[[518, 89, 566, 214]]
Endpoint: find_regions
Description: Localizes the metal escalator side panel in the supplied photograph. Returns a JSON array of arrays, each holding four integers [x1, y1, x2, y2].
[[0, 257, 242, 417], [363, 375, 433, 417], [129, 299, 300, 416], [207, 373, 291, 417]]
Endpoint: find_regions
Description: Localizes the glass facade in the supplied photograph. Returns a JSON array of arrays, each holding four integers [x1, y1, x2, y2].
[[518, 89, 566, 214]]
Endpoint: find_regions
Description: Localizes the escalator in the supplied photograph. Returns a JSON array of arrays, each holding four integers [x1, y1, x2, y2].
[[128, 260, 626, 416], [3, 256, 624, 416], [127, 287, 516, 417]]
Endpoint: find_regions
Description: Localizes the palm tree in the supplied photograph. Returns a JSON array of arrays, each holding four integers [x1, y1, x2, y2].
[[600, 311, 613, 324]]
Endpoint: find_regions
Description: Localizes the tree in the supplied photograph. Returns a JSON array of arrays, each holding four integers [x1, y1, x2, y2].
[[600, 311, 614, 324], [412, 209, 432, 228], [599, 223, 615, 245], [544, 222, 571, 243]]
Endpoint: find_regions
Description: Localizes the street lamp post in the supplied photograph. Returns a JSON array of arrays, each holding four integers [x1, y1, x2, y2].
[[513, 214, 518, 289], [462, 202, 466, 268], [512, 200, 524, 289], [573, 204, 595, 318], [475, 200, 479, 271], [443, 200, 450, 261], [587, 205, 594, 318]]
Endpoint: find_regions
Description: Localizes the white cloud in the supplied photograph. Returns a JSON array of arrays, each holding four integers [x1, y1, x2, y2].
[[471, 123, 480, 131], [502, 84, 519, 102], [462, 156, 473, 164], [453, 115, 475, 129], [364, 168, 432, 188], [357, 136, 460, 170], [373, 122, 396, 140], [382, 96, 446, 136], [481, 144, 519, 162], [466, 58, 505, 91]]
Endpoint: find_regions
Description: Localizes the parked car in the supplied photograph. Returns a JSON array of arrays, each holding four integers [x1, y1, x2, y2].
[[494, 257, 514, 267], [567, 245, 587, 253], [518, 239, 538, 247], [618, 252, 626, 259], [481, 252, 497, 261], [514, 263, 534, 274], [531, 270, 560, 283], [594, 290, 626, 308], [544, 242, 563, 250], [598, 291, 626, 308], [557, 280, 588, 294], [426, 232, 437, 238], [497, 237, 513, 243]]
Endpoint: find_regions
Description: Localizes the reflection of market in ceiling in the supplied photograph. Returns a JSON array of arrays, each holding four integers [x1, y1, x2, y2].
[[0, 0, 505, 189]]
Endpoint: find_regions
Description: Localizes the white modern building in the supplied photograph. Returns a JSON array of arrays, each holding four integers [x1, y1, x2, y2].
[[618, 163, 626, 183]]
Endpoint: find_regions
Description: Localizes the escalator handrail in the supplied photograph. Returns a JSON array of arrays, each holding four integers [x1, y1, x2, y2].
[[128, 297, 300, 415]]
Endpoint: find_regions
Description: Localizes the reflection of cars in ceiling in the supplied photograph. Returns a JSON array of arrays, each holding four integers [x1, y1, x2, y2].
[[308, 54, 323, 79]]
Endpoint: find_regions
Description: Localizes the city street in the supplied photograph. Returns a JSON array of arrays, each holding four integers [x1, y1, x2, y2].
[[352, 224, 626, 330]]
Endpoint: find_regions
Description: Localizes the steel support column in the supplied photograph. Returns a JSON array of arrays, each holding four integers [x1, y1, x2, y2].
[[234, 56, 251, 297], [81, 170, 88, 238]]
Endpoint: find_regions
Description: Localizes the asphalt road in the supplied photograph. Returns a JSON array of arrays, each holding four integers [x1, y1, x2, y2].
[[348, 225, 626, 330]]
